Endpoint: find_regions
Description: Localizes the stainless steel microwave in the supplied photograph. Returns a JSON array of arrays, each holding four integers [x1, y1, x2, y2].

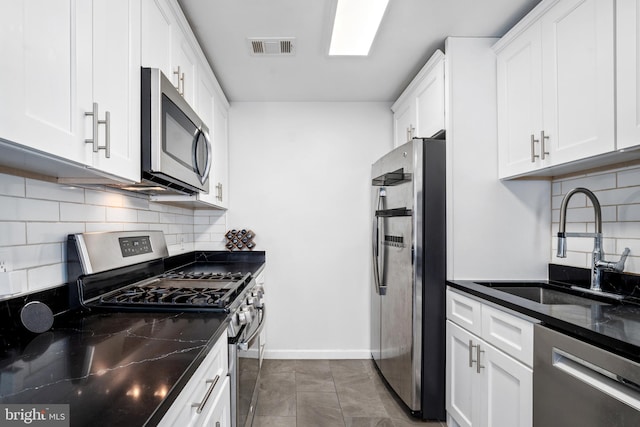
[[140, 67, 211, 194]]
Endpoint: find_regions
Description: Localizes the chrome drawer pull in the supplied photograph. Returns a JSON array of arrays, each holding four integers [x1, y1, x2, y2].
[[476, 344, 485, 374], [192, 374, 220, 414], [530, 134, 539, 163], [468, 339, 476, 368]]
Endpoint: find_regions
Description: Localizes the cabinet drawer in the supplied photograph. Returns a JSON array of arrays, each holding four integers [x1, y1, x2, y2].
[[159, 333, 229, 426], [447, 290, 482, 337], [481, 304, 533, 367]]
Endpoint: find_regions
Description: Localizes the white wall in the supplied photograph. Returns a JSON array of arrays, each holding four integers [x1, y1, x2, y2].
[[227, 102, 392, 359], [445, 37, 551, 280], [551, 165, 640, 273], [0, 175, 226, 298]]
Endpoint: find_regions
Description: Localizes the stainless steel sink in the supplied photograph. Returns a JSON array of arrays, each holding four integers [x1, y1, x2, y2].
[[492, 286, 609, 305], [474, 282, 611, 305]]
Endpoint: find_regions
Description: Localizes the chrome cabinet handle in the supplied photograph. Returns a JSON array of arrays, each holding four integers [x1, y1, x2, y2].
[[173, 66, 185, 96], [468, 340, 476, 368], [540, 130, 549, 160], [406, 125, 415, 142], [476, 343, 485, 374], [216, 183, 223, 201], [530, 134, 539, 163], [191, 375, 220, 414], [85, 102, 111, 158]]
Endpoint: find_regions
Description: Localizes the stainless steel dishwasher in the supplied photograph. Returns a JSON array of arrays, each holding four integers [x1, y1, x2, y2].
[[534, 324, 640, 426]]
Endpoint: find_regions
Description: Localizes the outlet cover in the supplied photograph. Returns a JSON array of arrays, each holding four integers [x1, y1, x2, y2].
[[0, 248, 13, 273]]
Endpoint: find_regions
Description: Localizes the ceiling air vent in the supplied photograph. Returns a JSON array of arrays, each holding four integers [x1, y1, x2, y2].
[[248, 38, 296, 56]]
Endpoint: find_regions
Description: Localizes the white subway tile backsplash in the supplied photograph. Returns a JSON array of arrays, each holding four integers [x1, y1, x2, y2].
[[552, 165, 640, 274], [559, 173, 617, 193], [138, 210, 160, 223], [27, 222, 85, 244], [12, 243, 63, 270], [618, 204, 640, 222], [26, 179, 84, 203], [60, 202, 105, 222], [85, 189, 123, 207], [27, 263, 65, 292], [0, 173, 226, 298], [0, 196, 60, 221], [0, 222, 26, 246], [617, 168, 640, 188], [85, 223, 125, 232], [106, 207, 138, 223], [0, 173, 25, 197]]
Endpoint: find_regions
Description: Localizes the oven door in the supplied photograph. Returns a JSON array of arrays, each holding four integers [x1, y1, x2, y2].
[[230, 306, 265, 427]]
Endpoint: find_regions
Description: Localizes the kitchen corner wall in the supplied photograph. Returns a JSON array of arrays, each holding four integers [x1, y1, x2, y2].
[[551, 164, 640, 274], [227, 102, 392, 359], [0, 173, 226, 298]]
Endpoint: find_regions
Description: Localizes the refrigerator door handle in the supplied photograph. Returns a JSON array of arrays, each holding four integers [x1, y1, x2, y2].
[[372, 189, 386, 296]]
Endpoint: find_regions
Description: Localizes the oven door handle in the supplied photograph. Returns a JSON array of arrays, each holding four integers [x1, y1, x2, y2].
[[238, 306, 265, 351]]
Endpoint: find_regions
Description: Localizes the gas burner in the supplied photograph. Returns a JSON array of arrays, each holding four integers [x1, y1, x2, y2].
[[161, 271, 245, 281], [100, 285, 232, 308]]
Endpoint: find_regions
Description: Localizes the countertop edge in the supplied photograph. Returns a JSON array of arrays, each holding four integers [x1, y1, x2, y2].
[[446, 280, 640, 364], [144, 315, 230, 426]]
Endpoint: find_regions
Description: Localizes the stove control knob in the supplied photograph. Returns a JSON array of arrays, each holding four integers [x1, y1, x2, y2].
[[246, 295, 257, 306], [238, 305, 253, 325]]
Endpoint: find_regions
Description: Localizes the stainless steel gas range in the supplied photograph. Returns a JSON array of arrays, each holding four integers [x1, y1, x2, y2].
[[66, 231, 265, 427]]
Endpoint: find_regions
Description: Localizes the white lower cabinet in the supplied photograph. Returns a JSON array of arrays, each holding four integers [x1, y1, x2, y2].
[[446, 289, 534, 427], [159, 333, 230, 427]]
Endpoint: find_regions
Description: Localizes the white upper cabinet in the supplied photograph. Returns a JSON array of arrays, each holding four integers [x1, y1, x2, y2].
[[496, 23, 543, 177], [0, 1, 92, 166], [91, 0, 141, 182], [0, 0, 141, 183], [392, 50, 445, 147], [141, 0, 173, 77], [141, 0, 198, 106], [617, 0, 640, 149], [415, 56, 446, 139], [495, 0, 622, 179], [540, 0, 615, 164], [393, 100, 415, 147], [145, 0, 231, 209]]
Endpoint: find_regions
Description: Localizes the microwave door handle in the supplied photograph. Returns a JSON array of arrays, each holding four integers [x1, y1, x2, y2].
[[193, 128, 212, 185], [201, 129, 212, 184]]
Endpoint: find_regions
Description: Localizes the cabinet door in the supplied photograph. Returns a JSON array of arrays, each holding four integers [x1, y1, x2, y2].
[[141, 0, 173, 77], [496, 22, 543, 178], [196, 376, 231, 427], [393, 99, 414, 148], [617, 0, 640, 149], [446, 321, 481, 427], [481, 343, 532, 427], [194, 69, 222, 208], [171, 30, 198, 106], [0, 0, 92, 165], [415, 56, 445, 139], [91, 0, 141, 182], [540, 0, 615, 165]]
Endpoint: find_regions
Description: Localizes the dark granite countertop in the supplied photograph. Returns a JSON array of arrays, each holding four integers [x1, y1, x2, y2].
[[0, 310, 228, 426], [447, 272, 640, 363], [0, 250, 267, 426]]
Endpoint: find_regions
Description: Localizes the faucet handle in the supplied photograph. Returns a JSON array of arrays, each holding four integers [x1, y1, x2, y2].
[[596, 248, 630, 273]]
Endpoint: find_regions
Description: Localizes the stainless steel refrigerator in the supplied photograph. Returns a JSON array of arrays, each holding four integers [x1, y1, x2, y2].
[[371, 136, 446, 420]]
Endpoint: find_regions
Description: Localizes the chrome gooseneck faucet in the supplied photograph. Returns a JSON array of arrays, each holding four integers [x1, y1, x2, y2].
[[557, 187, 630, 293]]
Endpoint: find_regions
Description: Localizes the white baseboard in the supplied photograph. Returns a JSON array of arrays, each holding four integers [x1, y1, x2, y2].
[[263, 349, 372, 360]]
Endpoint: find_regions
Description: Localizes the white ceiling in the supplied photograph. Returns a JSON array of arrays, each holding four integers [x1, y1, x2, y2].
[[177, 0, 541, 102]]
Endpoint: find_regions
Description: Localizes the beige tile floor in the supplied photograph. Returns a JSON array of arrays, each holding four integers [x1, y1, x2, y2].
[[253, 359, 445, 427]]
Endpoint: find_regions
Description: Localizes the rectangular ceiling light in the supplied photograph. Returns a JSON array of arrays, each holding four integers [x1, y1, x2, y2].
[[329, 0, 389, 56]]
